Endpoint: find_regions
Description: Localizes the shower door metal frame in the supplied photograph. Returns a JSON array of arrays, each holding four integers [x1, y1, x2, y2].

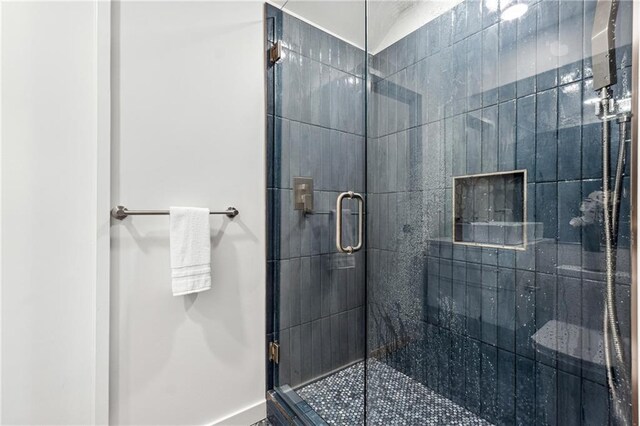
[[630, 0, 639, 423]]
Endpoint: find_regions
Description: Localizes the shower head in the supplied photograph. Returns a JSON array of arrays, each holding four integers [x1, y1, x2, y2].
[[591, 0, 619, 91]]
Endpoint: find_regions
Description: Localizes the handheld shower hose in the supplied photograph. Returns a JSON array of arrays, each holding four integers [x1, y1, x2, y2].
[[598, 87, 630, 426], [591, 0, 632, 422]]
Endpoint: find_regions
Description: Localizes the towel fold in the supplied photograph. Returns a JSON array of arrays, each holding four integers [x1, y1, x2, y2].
[[169, 207, 211, 296]]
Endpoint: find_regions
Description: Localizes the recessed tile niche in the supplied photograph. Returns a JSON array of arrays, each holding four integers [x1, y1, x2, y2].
[[453, 170, 527, 250]]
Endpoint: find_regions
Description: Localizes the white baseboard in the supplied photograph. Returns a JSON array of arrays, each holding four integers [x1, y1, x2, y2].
[[210, 399, 266, 426]]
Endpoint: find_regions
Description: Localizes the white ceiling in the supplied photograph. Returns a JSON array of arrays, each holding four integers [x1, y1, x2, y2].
[[269, 0, 463, 53]]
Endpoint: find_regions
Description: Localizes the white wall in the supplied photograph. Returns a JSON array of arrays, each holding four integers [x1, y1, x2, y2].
[[1, 1, 265, 424], [110, 2, 266, 425], [1, 1, 109, 424]]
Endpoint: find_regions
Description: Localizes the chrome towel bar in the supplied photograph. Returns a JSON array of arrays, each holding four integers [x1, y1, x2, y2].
[[111, 205, 239, 220]]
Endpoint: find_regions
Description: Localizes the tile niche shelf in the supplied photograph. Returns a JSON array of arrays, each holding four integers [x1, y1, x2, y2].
[[453, 170, 531, 250]]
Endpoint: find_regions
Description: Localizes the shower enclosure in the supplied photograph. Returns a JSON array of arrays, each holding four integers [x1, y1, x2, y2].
[[266, 0, 636, 424]]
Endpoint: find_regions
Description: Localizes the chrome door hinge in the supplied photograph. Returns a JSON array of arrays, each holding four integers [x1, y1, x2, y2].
[[269, 341, 280, 364], [269, 41, 282, 65]]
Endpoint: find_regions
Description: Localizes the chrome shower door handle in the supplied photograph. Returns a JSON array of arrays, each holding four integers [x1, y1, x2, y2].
[[336, 191, 365, 254]]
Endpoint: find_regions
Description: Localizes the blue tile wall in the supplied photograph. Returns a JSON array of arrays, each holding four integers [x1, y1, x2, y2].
[[266, 5, 366, 390], [367, 0, 632, 424]]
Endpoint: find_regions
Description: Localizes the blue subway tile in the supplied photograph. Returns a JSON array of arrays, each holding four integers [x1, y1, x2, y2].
[[265, 4, 282, 43], [267, 188, 279, 260], [423, 324, 439, 388], [279, 260, 291, 328], [557, 276, 582, 376], [615, 0, 633, 70], [427, 273, 440, 326], [515, 270, 536, 358], [467, 246, 483, 264], [427, 15, 442, 56], [516, 95, 536, 181], [396, 34, 408, 71], [558, 82, 582, 180], [289, 258, 302, 326], [405, 30, 417, 67], [450, 333, 466, 404], [535, 88, 558, 182], [482, 105, 498, 172], [451, 40, 469, 116], [467, 0, 483, 37], [498, 100, 516, 171], [282, 13, 300, 54], [482, 24, 499, 106], [559, 0, 583, 84], [299, 257, 312, 324], [497, 268, 516, 352], [416, 25, 429, 62], [557, 371, 581, 426], [482, 247, 498, 266], [278, 327, 291, 385], [582, 0, 596, 78], [499, 18, 517, 101], [582, 379, 609, 425], [467, 32, 483, 112], [428, 53, 446, 122], [536, 0, 559, 90], [467, 281, 482, 339], [289, 324, 302, 386], [329, 314, 341, 370], [536, 362, 558, 425], [536, 181, 558, 239], [465, 338, 482, 412], [581, 278, 607, 384], [558, 180, 582, 243], [481, 343, 498, 422], [267, 261, 277, 334], [267, 61, 276, 116], [581, 179, 606, 274], [466, 111, 483, 174], [535, 273, 558, 366], [330, 37, 344, 71], [438, 330, 452, 397], [497, 349, 516, 425], [266, 115, 282, 188], [498, 249, 516, 268], [482, 285, 498, 346], [452, 1, 468, 43], [482, 0, 500, 29], [516, 183, 536, 271], [300, 321, 313, 383], [516, 2, 538, 96], [582, 121, 602, 180], [515, 355, 536, 425], [440, 9, 453, 47], [310, 319, 322, 378], [558, 125, 582, 182], [452, 114, 467, 176], [451, 278, 467, 335]]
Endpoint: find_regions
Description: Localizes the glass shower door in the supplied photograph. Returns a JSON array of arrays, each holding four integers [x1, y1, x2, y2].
[[265, 2, 367, 424], [267, 0, 635, 424], [366, 0, 634, 425]]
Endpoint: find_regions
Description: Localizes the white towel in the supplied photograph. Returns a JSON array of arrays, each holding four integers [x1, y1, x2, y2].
[[169, 207, 211, 296]]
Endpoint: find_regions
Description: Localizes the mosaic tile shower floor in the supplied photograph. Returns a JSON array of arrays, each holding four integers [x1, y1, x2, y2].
[[297, 359, 492, 425]]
